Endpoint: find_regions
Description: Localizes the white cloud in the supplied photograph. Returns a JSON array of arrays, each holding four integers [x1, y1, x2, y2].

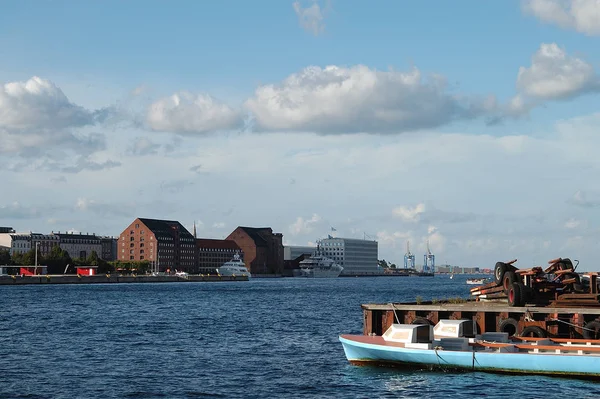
[[0, 201, 42, 219], [569, 190, 600, 208], [293, 1, 326, 36], [564, 218, 582, 229], [147, 92, 242, 134], [213, 222, 226, 228], [245, 65, 495, 134], [128, 137, 161, 156], [289, 213, 322, 235], [516, 43, 599, 100], [75, 198, 133, 217], [376, 230, 412, 249], [392, 203, 426, 223], [0, 77, 124, 176], [0, 76, 98, 131], [522, 0, 600, 36], [425, 228, 447, 253]]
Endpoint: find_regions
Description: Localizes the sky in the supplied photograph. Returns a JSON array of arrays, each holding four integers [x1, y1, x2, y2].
[[1, 0, 600, 270]]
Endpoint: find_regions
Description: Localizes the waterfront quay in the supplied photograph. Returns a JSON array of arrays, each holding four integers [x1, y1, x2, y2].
[[0, 274, 248, 285]]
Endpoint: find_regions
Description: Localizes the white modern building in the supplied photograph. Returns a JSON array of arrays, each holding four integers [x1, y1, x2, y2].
[[284, 245, 316, 260], [0, 233, 33, 255], [319, 236, 381, 276]]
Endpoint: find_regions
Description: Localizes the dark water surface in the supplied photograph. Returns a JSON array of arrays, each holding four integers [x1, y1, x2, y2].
[[1, 276, 599, 398]]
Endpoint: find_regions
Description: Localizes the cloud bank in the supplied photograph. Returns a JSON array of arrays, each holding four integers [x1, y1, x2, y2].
[[522, 0, 600, 36]]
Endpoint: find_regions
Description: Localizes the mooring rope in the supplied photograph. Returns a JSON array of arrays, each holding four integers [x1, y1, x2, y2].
[[549, 317, 597, 332], [389, 302, 401, 324]]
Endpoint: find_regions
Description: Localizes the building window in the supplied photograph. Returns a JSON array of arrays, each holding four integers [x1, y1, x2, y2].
[[130, 250, 134, 254], [130, 256, 134, 260], [130, 237, 134, 242], [141, 230, 144, 234], [135, 224, 139, 229], [130, 243, 134, 248], [140, 256, 144, 260], [140, 243, 144, 248], [130, 230, 134, 234]]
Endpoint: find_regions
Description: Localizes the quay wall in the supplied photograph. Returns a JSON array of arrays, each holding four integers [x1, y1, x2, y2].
[[0, 274, 248, 285]]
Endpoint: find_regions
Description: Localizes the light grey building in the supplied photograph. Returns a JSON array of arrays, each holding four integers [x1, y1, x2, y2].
[[284, 245, 316, 260], [319, 236, 380, 276], [52, 232, 102, 260]]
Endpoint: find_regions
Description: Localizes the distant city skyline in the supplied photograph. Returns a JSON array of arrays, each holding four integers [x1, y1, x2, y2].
[[2, 1, 600, 270]]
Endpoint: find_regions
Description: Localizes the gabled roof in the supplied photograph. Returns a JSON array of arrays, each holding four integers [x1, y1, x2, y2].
[[138, 218, 194, 240], [196, 238, 240, 250], [236, 226, 272, 247]]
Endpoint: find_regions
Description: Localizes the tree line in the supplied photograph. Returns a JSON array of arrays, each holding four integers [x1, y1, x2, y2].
[[0, 246, 151, 274]]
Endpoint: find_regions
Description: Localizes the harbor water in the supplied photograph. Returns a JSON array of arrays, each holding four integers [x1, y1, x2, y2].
[[1, 276, 599, 398]]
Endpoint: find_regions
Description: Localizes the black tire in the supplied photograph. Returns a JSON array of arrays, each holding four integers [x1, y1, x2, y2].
[[520, 326, 547, 338], [412, 317, 433, 325], [502, 271, 517, 293], [499, 317, 519, 336], [494, 262, 508, 285], [582, 321, 600, 340], [507, 282, 524, 307]]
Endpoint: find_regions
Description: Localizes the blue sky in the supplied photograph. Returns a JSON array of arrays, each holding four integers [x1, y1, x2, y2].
[[1, 0, 600, 269]]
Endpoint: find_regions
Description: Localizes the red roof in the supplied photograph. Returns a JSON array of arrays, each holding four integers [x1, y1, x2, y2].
[[196, 238, 240, 250]]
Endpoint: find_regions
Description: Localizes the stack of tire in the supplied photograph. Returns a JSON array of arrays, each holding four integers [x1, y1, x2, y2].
[[494, 262, 533, 307]]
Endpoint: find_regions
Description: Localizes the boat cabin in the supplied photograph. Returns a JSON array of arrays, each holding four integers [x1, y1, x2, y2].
[[434, 319, 477, 339]]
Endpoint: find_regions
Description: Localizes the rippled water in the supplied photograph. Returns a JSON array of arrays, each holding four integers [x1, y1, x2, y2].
[[1, 276, 599, 398]]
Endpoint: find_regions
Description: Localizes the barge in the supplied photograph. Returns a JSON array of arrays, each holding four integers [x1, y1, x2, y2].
[[361, 301, 600, 339]]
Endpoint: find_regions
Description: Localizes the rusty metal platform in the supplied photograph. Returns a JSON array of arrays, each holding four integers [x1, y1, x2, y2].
[[362, 301, 600, 339]]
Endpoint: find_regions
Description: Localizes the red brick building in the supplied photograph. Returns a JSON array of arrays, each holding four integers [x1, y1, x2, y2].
[[117, 218, 196, 273], [196, 238, 241, 274], [226, 227, 284, 275]]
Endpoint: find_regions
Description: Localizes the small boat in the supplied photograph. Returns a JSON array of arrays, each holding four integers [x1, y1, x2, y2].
[[339, 319, 600, 378], [217, 253, 251, 278], [466, 278, 487, 285], [449, 274, 454, 279]]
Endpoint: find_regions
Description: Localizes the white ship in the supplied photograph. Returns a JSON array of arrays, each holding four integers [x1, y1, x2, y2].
[[217, 253, 251, 278], [297, 245, 343, 278]]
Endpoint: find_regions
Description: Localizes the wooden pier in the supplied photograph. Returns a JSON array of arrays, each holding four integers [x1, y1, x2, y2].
[[362, 301, 600, 339], [0, 274, 249, 285]]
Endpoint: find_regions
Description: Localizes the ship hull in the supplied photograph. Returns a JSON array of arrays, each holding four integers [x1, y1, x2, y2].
[[339, 335, 600, 378]]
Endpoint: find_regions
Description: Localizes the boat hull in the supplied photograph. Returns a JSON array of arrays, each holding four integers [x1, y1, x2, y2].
[[339, 335, 600, 378]]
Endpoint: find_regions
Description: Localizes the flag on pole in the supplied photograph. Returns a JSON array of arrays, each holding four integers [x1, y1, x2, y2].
[[331, 227, 337, 232]]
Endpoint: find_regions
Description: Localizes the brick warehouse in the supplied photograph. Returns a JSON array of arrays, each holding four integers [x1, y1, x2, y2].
[[118, 218, 196, 272], [226, 227, 283, 275], [196, 238, 241, 274]]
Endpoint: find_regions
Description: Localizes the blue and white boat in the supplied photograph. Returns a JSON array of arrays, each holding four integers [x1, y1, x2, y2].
[[339, 320, 600, 378]]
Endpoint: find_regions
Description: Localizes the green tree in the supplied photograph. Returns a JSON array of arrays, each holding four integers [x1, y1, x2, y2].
[[12, 249, 35, 266], [86, 251, 99, 266], [97, 258, 112, 274], [43, 245, 72, 274], [0, 249, 11, 265]]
